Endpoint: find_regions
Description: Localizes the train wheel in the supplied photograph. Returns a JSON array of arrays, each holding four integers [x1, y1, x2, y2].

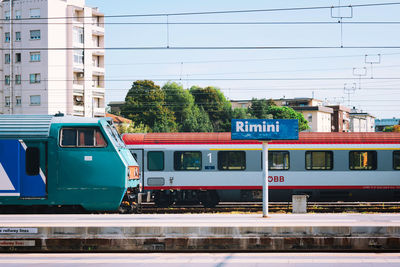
[[200, 191, 219, 208]]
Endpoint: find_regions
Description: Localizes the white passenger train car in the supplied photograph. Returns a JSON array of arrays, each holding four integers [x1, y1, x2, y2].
[[123, 132, 400, 207]]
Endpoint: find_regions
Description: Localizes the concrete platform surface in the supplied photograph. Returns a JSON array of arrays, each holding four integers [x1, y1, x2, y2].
[[0, 213, 400, 227], [0, 214, 400, 252]]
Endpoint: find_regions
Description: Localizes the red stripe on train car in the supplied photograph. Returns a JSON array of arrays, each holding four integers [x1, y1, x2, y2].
[[144, 185, 400, 190]]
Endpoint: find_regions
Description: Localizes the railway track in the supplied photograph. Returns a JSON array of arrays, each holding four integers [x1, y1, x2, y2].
[[137, 201, 400, 214]]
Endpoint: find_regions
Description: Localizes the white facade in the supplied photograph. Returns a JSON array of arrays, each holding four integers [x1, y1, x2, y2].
[[0, 0, 105, 117]]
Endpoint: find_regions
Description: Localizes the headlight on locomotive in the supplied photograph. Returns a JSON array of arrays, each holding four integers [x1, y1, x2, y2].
[[128, 166, 140, 180]]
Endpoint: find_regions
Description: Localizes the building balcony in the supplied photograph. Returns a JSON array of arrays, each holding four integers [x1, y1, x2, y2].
[[92, 67, 105, 75], [73, 105, 84, 116], [92, 27, 104, 36], [92, 49, 105, 56], [92, 86, 105, 94], [93, 107, 105, 117], [73, 82, 84, 91]]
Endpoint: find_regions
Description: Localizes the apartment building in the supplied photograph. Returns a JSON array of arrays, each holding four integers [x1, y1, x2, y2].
[[349, 107, 375, 132], [0, 0, 105, 117]]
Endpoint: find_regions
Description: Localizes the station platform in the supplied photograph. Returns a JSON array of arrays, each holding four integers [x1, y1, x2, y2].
[[0, 213, 400, 252]]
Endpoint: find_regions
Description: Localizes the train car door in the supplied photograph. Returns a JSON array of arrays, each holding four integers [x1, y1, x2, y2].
[[129, 149, 144, 186], [20, 141, 47, 198]]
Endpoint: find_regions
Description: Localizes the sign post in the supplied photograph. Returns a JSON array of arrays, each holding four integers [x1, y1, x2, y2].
[[262, 141, 268, 217], [231, 119, 299, 218]]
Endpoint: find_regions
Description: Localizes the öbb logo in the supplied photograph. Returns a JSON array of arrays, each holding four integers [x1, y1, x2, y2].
[[268, 176, 284, 183]]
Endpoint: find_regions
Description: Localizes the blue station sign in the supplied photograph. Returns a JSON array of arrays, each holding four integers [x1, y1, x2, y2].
[[231, 119, 299, 140]]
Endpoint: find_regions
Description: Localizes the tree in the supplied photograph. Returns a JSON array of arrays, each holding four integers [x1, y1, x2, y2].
[[116, 122, 149, 134], [232, 107, 253, 119], [121, 80, 177, 132], [190, 86, 232, 132], [266, 105, 310, 131], [248, 98, 276, 119], [162, 82, 212, 132]]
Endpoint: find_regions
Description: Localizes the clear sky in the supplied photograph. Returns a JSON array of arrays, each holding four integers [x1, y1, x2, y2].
[[85, 0, 400, 119]]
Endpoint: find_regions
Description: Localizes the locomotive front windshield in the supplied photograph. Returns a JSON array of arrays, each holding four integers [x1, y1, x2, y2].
[[105, 124, 125, 148]]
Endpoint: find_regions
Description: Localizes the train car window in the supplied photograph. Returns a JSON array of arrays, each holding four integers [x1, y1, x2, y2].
[[148, 151, 164, 171], [60, 128, 107, 148], [305, 151, 333, 170], [394, 151, 400, 170], [349, 151, 377, 170], [218, 151, 246, 171], [269, 151, 290, 170], [26, 147, 40, 176], [174, 151, 202, 171]]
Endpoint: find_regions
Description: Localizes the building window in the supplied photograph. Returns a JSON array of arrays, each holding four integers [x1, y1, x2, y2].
[[218, 151, 246, 171], [5, 96, 10, 107], [16, 96, 21, 106], [174, 151, 202, 171], [268, 151, 290, 170], [15, 53, 21, 63], [15, 75, 21, 85], [30, 30, 41, 40], [5, 75, 10, 85], [15, 10, 21, 20], [30, 95, 41, 105], [30, 52, 40, 62], [5, 54, 10, 64], [147, 151, 164, 171], [394, 151, 400, 170], [73, 27, 84, 44], [349, 151, 377, 170], [5, 11, 10, 20], [5, 32, 10, 43], [30, 8, 40, 18], [305, 151, 333, 170], [30, 73, 41, 83], [74, 50, 84, 64], [15, 32, 21, 41]]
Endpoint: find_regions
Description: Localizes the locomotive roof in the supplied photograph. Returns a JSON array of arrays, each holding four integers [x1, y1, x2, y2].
[[123, 132, 400, 145], [0, 115, 108, 140]]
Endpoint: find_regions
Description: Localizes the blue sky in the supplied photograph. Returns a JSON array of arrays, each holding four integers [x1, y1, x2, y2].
[[85, 0, 400, 119]]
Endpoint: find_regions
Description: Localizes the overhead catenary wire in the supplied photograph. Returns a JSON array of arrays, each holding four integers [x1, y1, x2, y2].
[[3, 2, 400, 21]]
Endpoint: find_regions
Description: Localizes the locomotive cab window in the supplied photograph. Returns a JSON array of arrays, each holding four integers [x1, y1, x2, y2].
[[394, 151, 400, 170], [148, 151, 164, 171], [60, 128, 107, 148], [174, 151, 202, 171], [268, 151, 290, 170], [305, 151, 333, 170], [218, 151, 246, 171], [349, 151, 377, 170]]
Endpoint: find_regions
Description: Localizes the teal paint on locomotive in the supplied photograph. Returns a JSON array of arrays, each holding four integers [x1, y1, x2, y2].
[[0, 115, 140, 211]]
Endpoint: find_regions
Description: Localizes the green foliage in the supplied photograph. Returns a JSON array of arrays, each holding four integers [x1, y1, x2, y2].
[[121, 80, 177, 132], [383, 126, 394, 132], [162, 82, 212, 132], [248, 98, 276, 119], [266, 105, 310, 131], [232, 107, 253, 119], [190, 86, 232, 132], [116, 122, 149, 134]]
